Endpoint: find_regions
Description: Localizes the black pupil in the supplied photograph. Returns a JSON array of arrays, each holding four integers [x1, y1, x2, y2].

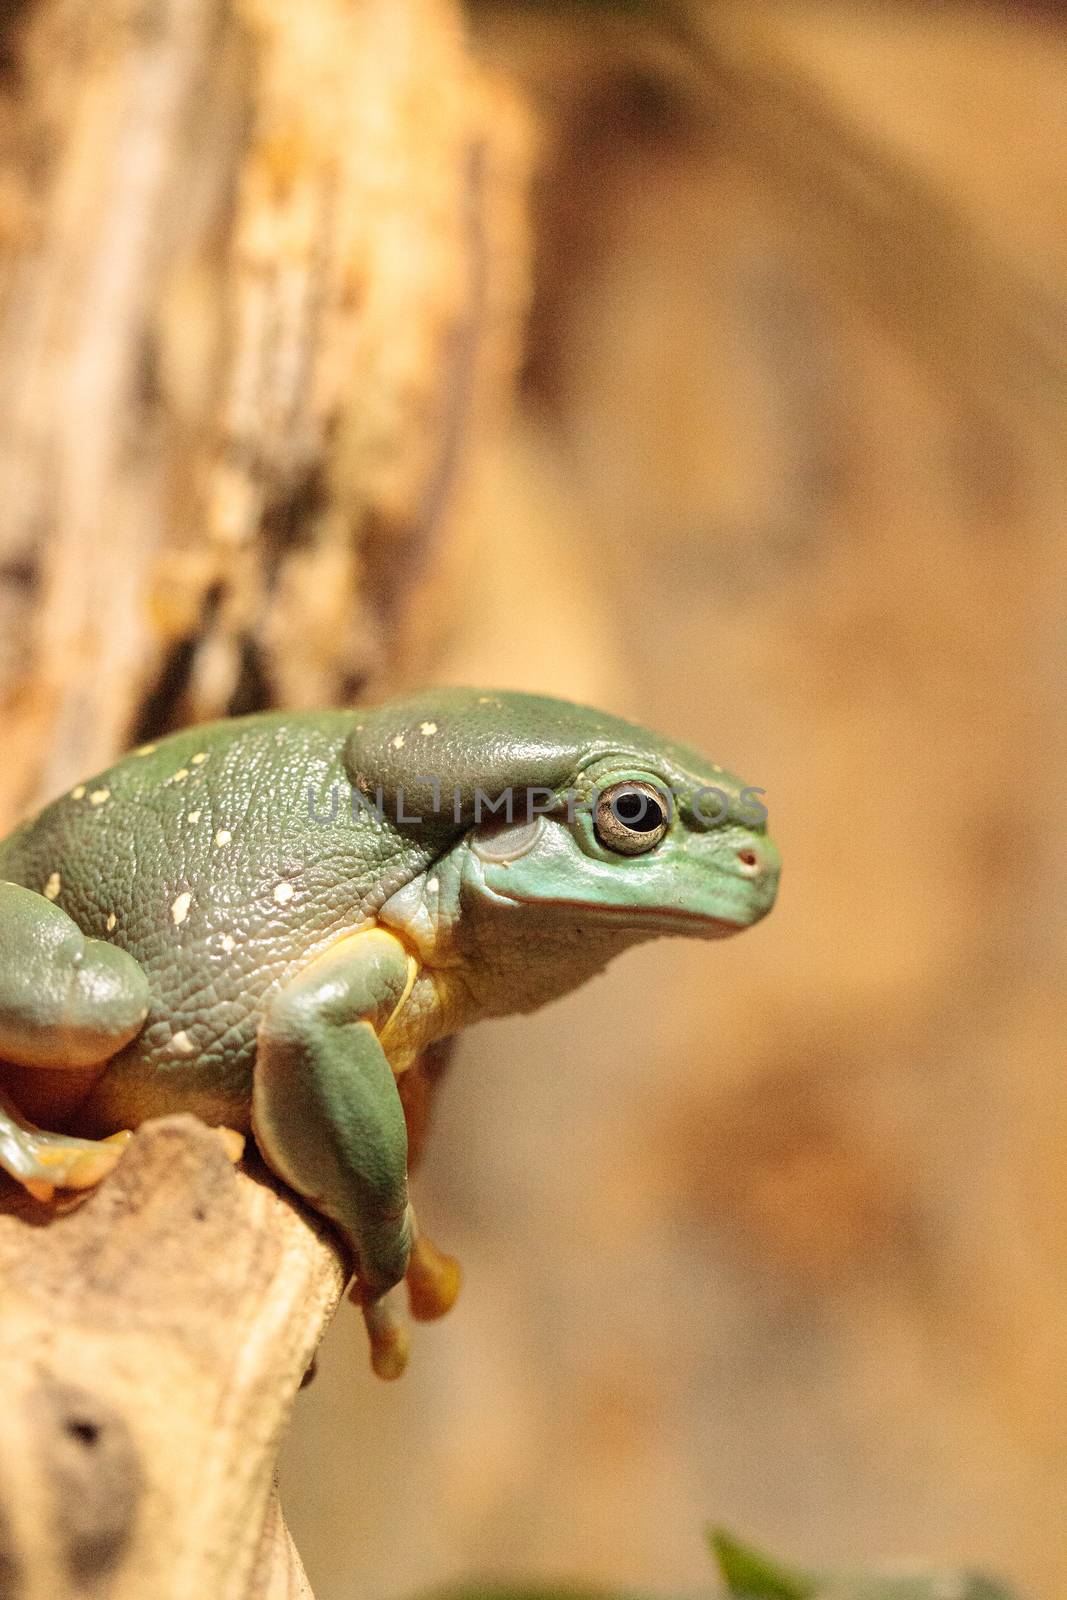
[[613, 789, 663, 832]]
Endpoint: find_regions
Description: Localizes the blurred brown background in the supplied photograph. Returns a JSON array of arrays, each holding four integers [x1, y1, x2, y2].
[[281, 5, 1066, 1596], [0, 0, 1063, 1596]]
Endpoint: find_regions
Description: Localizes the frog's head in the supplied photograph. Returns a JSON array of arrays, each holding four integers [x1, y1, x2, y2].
[[348, 690, 779, 1003], [464, 746, 779, 940]]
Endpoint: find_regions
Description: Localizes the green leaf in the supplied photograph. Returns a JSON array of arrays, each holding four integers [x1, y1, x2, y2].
[[709, 1530, 818, 1600]]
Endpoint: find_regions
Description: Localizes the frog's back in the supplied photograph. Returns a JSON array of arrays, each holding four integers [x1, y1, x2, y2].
[[0, 711, 431, 1124]]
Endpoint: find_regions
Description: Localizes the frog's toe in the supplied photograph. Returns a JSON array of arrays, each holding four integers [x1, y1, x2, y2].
[[406, 1228, 462, 1322], [360, 1287, 410, 1381], [212, 1126, 246, 1164], [60, 1130, 133, 1189], [0, 1099, 132, 1200], [347, 1215, 461, 1375]]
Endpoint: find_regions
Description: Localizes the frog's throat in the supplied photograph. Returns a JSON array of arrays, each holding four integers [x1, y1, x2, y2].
[[375, 868, 482, 1051]]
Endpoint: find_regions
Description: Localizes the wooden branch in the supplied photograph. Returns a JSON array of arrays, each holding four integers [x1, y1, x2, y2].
[[0, 1115, 347, 1600]]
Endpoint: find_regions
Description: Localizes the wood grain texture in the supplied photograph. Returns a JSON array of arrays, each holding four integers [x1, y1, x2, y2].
[[0, 0, 532, 820], [0, 1117, 346, 1599]]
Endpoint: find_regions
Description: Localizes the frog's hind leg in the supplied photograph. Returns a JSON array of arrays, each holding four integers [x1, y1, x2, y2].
[[0, 1090, 132, 1202], [0, 880, 151, 1200]]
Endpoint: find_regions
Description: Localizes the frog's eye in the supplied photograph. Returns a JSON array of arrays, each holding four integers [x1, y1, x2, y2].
[[594, 781, 670, 855]]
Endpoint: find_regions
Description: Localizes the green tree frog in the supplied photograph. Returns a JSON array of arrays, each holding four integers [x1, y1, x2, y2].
[[0, 689, 779, 1376]]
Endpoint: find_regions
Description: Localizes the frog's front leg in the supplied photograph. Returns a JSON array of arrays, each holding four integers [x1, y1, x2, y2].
[[254, 927, 424, 1379], [0, 881, 150, 1200]]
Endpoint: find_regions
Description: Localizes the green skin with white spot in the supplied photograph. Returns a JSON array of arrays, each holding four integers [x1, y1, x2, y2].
[[0, 689, 779, 1359]]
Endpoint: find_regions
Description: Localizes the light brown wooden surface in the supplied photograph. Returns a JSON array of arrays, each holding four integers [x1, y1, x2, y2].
[[0, 1118, 345, 1600]]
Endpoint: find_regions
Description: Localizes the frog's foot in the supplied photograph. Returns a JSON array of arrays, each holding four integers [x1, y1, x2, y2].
[[348, 1215, 461, 1377], [405, 1225, 462, 1322], [0, 1095, 132, 1203]]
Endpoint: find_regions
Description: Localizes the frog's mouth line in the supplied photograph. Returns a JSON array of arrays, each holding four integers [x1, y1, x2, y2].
[[484, 887, 752, 938]]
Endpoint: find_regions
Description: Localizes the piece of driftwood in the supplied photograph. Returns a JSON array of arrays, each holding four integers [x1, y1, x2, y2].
[[0, 1115, 347, 1600]]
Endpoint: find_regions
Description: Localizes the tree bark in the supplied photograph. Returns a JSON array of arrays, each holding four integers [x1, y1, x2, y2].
[[0, 0, 531, 823]]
